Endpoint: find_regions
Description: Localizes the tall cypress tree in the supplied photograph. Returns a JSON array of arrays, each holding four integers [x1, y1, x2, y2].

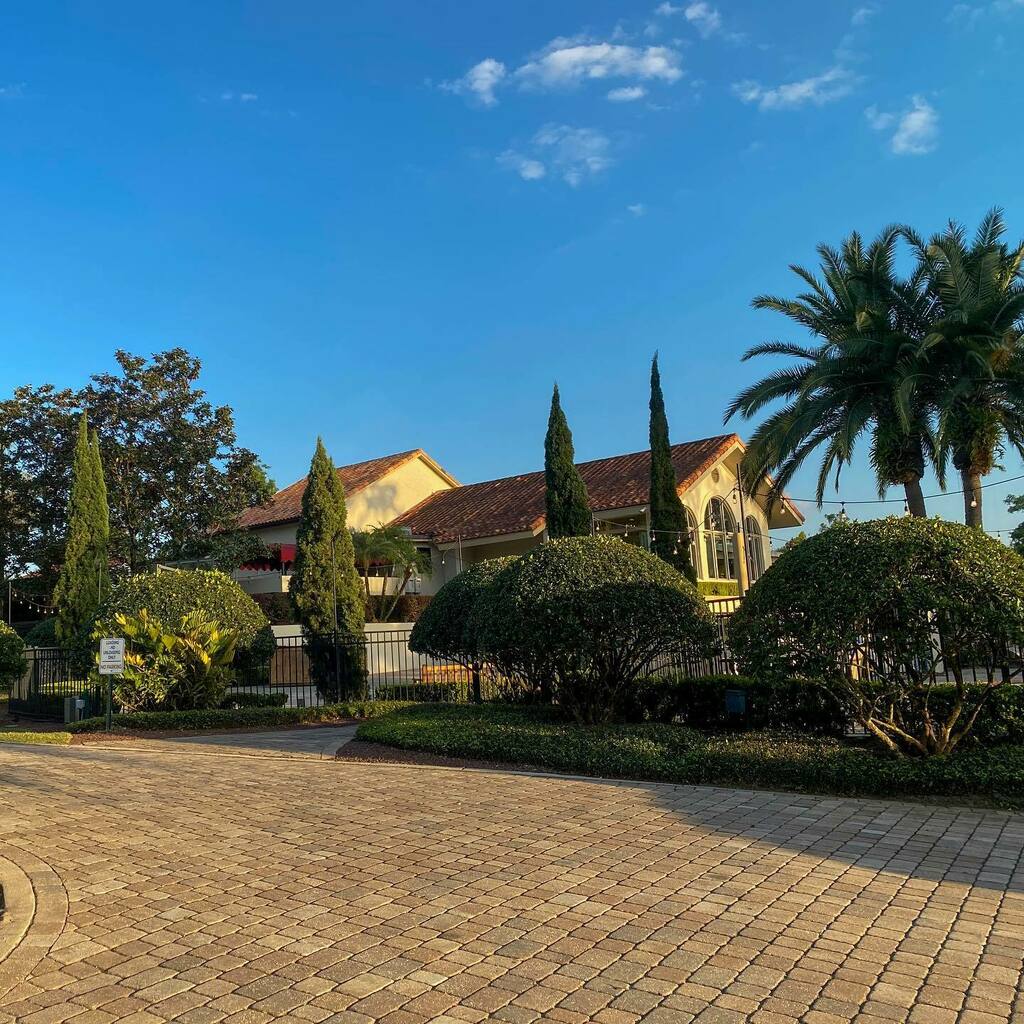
[[648, 355, 695, 581], [290, 439, 365, 699], [544, 384, 592, 538], [54, 413, 110, 644], [290, 438, 364, 637]]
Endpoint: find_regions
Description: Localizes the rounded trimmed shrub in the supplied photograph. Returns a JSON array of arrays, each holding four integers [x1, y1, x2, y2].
[[0, 621, 27, 688], [96, 568, 274, 662], [475, 536, 718, 724], [729, 516, 1024, 755], [409, 558, 514, 666]]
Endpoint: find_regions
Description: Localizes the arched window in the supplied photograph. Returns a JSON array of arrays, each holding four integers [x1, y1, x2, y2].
[[744, 516, 766, 582], [684, 506, 700, 577], [704, 497, 737, 579]]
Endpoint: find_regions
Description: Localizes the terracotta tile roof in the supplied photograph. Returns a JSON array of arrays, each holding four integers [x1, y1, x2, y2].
[[237, 450, 427, 530], [392, 433, 741, 543]]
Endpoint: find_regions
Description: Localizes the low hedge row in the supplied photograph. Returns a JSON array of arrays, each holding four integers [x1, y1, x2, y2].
[[627, 675, 1024, 743], [69, 700, 414, 733], [356, 704, 1024, 808]]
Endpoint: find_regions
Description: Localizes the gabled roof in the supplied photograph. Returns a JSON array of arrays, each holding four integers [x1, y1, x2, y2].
[[237, 449, 455, 530], [392, 434, 741, 543]]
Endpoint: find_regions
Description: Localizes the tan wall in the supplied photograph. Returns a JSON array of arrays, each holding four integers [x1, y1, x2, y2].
[[243, 454, 456, 556]]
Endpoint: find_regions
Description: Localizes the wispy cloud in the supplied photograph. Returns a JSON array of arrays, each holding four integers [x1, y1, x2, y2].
[[498, 125, 613, 187], [515, 40, 683, 90], [440, 58, 507, 108], [607, 85, 647, 102], [866, 95, 939, 155], [850, 4, 879, 25], [443, 37, 683, 108], [627, 202, 647, 216], [219, 90, 258, 103], [733, 66, 855, 110], [0, 83, 25, 99]]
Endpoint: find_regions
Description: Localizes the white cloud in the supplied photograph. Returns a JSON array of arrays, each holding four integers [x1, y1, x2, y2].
[[497, 151, 547, 180], [607, 85, 647, 102], [851, 4, 878, 25], [732, 65, 855, 110], [441, 57, 507, 107], [682, 2, 722, 37], [514, 40, 683, 90], [867, 95, 939, 155], [498, 125, 613, 187], [219, 90, 258, 103], [627, 203, 647, 216], [0, 83, 24, 99]]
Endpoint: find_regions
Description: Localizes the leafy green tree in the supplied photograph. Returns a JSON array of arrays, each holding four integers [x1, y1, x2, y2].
[[351, 523, 431, 622], [904, 210, 1024, 528], [727, 226, 935, 517], [84, 349, 274, 569], [648, 354, 695, 580], [0, 350, 273, 584], [543, 384, 592, 538], [53, 414, 110, 645], [1005, 494, 1024, 556], [0, 384, 80, 592]]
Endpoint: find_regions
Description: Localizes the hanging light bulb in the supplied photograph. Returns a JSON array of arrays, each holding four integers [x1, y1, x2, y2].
[[903, 500, 910, 516], [840, 502, 848, 520], [971, 496, 978, 508]]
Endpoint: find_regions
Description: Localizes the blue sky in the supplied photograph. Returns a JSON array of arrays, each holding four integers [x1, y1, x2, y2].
[[2, 0, 1022, 540]]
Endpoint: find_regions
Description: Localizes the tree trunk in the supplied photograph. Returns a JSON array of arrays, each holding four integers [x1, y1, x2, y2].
[[961, 468, 983, 528], [903, 477, 927, 517]]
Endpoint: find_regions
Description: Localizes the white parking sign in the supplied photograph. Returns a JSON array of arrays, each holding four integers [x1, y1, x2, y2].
[[98, 638, 125, 675]]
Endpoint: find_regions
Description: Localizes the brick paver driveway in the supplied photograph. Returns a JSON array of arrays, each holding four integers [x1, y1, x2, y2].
[[1, 742, 1022, 1024]]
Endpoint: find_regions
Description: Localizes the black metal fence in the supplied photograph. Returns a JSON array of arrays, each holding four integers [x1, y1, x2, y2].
[[7, 648, 102, 720]]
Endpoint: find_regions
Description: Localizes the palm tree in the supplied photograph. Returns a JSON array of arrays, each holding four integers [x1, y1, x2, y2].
[[351, 523, 431, 622], [726, 226, 936, 516], [904, 210, 1024, 528]]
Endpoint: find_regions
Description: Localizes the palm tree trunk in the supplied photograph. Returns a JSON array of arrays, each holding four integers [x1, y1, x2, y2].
[[961, 468, 983, 528], [903, 477, 927, 517]]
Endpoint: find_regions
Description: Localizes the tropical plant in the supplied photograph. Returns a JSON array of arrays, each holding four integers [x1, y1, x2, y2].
[[474, 537, 717, 724], [648, 354, 695, 580], [729, 516, 1024, 756], [903, 209, 1024, 527], [543, 384, 592, 538], [54, 414, 110, 647], [726, 226, 936, 516], [0, 621, 27, 689], [290, 439, 365, 699], [104, 609, 239, 712], [351, 523, 431, 622]]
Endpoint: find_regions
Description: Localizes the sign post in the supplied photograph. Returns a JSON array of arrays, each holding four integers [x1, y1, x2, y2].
[[98, 638, 125, 731]]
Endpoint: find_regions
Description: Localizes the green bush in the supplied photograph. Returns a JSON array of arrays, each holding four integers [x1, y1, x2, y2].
[[0, 622, 27, 688], [23, 618, 57, 647], [69, 699, 414, 733], [97, 568, 273, 659], [251, 593, 294, 625], [410, 558, 513, 667], [356, 704, 1024, 808], [219, 691, 290, 709], [475, 537, 718, 724], [729, 516, 1024, 756], [621, 675, 849, 735]]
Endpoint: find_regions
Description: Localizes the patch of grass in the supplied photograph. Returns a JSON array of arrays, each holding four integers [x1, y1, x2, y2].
[[68, 700, 415, 734], [356, 704, 1024, 809], [0, 728, 72, 745]]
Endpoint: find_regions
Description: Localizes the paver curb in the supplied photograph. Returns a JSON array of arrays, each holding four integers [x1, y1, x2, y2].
[[0, 849, 69, 1002]]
